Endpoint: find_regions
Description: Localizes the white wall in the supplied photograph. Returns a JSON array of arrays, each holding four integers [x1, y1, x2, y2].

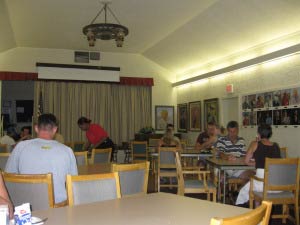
[[0, 1, 16, 52], [0, 47, 177, 132], [177, 54, 300, 157]]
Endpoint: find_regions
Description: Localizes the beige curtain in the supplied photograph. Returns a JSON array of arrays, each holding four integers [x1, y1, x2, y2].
[[34, 81, 151, 144]]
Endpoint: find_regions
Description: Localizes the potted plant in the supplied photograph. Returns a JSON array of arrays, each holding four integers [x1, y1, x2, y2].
[[135, 126, 155, 141]]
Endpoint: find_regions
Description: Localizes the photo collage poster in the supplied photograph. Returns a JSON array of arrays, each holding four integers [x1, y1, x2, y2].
[[241, 87, 300, 127]]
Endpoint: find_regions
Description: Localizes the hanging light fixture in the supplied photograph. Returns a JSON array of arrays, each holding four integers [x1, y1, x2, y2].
[[82, 2, 129, 47]]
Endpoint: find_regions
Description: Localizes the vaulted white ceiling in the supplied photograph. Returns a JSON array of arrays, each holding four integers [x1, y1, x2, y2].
[[2, 0, 300, 77]]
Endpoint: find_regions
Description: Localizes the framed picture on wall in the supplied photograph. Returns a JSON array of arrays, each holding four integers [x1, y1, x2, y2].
[[203, 98, 219, 128], [155, 105, 174, 130], [177, 103, 188, 132], [189, 101, 201, 131]]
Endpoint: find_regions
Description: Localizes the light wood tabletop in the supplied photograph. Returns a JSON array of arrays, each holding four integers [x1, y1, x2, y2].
[[206, 157, 255, 170], [32, 193, 250, 225], [78, 163, 112, 175]]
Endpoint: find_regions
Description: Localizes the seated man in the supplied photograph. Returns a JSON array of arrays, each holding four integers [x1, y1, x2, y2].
[[0, 129, 16, 152], [5, 114, 78, 205], [195, 121, 219, 151], [158, 124, 181, 148], [216, 121, 253, 180], [18, 126, 32, 141]]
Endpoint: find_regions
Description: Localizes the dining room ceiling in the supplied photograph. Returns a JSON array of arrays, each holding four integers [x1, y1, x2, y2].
[[2, 0, 300, 76]]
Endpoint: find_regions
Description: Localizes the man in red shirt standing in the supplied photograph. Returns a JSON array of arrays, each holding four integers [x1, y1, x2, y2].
[[77, 117, 114, 160]]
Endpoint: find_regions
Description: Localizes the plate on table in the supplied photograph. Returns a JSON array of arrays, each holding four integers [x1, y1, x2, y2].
[[31, 216, 47, 225]]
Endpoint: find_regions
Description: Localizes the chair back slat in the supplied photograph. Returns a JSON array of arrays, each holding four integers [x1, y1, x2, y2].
[[119, 170, 145, 195], [73, 142, 85, 152], [160, 151, 176, 165], [250, 158, 299, 224], [210, 201, 272, 225], [91, 148, 112, 164], [279, 147, 288, 158], [74, 151, 88, 166], [0, 153, 10, 170], [112, 161, 149, 196], [73, 179, 118, 204], [67, 172, 121, 206], [148, 138, 160, 147], [6, 182, 49, 209], [0, 144, 8, 153], [175, 151, 185, 195], [3, 173, 54, 211], [94, 153, 110, 163], [132, 144, 147, 154], [265, 158, 299, 190], [131, 141, 148, 161], [268, 164, 297, 186]]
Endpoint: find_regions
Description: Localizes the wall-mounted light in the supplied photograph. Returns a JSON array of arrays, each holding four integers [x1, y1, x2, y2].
[[172, 43, 300, 88]]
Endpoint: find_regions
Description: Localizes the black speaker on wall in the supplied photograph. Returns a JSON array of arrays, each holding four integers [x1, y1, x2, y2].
[[90, 52, 100, 60]]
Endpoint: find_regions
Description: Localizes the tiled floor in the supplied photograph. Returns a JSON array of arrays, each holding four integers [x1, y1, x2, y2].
[[147, 174, 296, 225]]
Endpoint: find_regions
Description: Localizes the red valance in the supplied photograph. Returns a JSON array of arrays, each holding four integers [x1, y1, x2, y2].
[[0, 71, 154, 86], [0, 71, 38, 80], [120, 76, 154, 86]]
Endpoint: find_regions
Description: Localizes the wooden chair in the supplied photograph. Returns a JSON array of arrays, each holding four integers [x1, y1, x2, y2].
[[148, 138, 160, 147], [249, 157, 299, 225], [91, 148, 112, 164], [2, 172, 54, 210], [175, 151, 217, 201], [0, 153, 10, 170], [131, 141, 148, 162], [180, 139, 187, 150], [227, 178, 244, 192], [66, 172, 121, 206], [210, 201, 272, 225], [121, 142, 131, 163], [112, 161, 149, 197], [74, 151, 88, 166], [73, 141, 85, 152], [64, 142, 73, 148], [157, 147, 178, 192], [280, 147, 288, 158], [65, 142, 85, 152], [0, 144, 8, 153], [228, 146, 287, 195]]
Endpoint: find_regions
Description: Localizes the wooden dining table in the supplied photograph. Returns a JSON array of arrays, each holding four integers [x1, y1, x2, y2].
[[205, 157, 255, 203], [32, 192, 250, 225], [78, 163, 112, 175]]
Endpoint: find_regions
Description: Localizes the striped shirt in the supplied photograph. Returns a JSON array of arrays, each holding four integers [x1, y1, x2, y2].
[[216, 136, 246, 157]]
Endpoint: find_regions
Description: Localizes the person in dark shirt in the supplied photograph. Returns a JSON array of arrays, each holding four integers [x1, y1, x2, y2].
[[195, 121, 218, 151], [236, 124, 281, 205]]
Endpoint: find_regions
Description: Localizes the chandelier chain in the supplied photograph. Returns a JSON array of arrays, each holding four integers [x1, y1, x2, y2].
[[90, 7, 105, 24]]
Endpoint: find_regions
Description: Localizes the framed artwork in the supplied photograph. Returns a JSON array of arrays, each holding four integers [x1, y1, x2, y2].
[[189, 101, 201, 131], [155, 105, 174, 130], [204, 98, 219, 127], [177, 103, 188, 132], [242, 86, 300, 127], [290, 88, 300, 105]]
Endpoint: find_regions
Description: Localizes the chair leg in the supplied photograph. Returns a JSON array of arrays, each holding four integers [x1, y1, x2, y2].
[[249, 196, 254, 209], [157, 175, 160, 192], [295, 202, 299, 225], [207, 193, 210, 201], [282, 204, 288, 224], [213, 190, 216, 202]]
